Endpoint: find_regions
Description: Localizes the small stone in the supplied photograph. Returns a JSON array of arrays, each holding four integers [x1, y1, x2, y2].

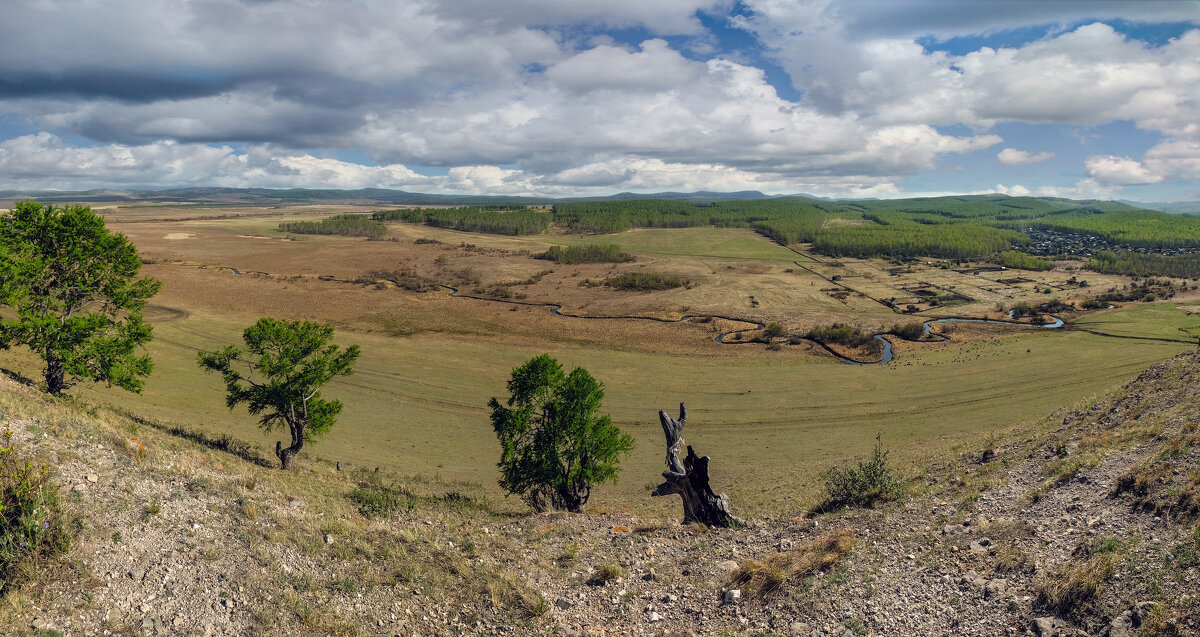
[[1108, 610, 1135, 637], [648, 612, 662, 622], [324, 533, 334, 545], [942, 524, 970, 536], [87, 474, 98, 483], [724, 589, 741, 604], [716, 560, 740, 576], [555, 599, 573, 611], [984, 579, 1007, 600], [1031, 616, 1057, 637]]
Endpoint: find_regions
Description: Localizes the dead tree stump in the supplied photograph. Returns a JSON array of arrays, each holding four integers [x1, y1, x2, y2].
[[651, 403, 743, 527]]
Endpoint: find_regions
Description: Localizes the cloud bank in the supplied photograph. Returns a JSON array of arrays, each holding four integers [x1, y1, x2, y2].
[[0, 1, 1196, 198]]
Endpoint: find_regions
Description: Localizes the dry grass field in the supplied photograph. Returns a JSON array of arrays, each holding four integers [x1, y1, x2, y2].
[[6, 204, 1198, 516]]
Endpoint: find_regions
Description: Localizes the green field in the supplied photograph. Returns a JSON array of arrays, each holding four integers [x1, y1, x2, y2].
[[5, 202, 1197, 518], [3, 302, 1181, 517]]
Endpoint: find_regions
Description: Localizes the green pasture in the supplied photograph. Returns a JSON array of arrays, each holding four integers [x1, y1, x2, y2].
[[550, 227, 801, 261], [5, 301, 1187, 517], [1071, 303, 1200, 341]]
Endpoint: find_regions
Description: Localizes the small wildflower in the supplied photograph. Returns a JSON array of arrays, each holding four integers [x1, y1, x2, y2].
[[43, 521, 50, 529]]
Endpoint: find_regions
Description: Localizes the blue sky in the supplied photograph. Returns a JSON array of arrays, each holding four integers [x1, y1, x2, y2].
[[0, 0, 1197, 201]]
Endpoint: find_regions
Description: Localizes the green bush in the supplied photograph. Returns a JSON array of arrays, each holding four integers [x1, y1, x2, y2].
[[0, 428, 72, 593], [347, 485, 417, 519], [819, 435, 903, 510], [890, 322, 925, 340]]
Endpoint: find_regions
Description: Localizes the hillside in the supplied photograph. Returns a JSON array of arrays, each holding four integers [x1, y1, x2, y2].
[[2, 349, 1200, 636]]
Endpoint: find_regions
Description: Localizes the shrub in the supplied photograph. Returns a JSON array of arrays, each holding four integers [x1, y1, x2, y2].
[[347, 485, 417, 519], [819, 434, 903, 510], [0, 428, 73, 593], [806, 323, 874, 349], [890, 322, 925, 340], [763, 322, 785, 339]]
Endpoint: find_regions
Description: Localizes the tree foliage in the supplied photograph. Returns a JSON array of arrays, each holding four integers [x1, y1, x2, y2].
[[996, 250, 1053, 271], [0, 200, 161, 394], [197, 318, 360, 469], [534, 244, 633, 264], [489, 354, 634, 512], [374, 206, 550, 235], [278, 214, 386, 239]]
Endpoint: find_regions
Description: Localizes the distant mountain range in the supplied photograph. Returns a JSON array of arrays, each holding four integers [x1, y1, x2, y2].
[[0, 187, 821, 206], [1118, 200, 1200, 216], [1, 186, 1195, 212]]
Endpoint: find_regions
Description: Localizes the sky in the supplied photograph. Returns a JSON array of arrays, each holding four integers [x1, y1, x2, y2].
[[0, 0, 1198, 200]]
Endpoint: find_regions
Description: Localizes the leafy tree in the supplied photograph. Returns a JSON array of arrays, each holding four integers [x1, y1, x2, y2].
[[0, 200, 161, 395], [489, 354, 634, 512], [197, 318, 360, 469]]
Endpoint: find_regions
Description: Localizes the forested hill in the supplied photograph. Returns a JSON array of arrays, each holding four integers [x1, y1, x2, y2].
[[369, 195, 1200, 261]]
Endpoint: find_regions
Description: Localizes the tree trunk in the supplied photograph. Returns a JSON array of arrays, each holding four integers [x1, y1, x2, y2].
[[44, 350, 66, 395], [651, 403, 743, 528], [276, 422, 304, 470]]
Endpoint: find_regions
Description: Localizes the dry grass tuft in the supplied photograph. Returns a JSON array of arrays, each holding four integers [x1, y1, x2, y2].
[[1033, 538, 1120, 621], [729, 529, 854, 598]]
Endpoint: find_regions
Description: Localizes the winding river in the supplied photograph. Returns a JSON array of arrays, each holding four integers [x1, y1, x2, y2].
[[441, 285, 1065, 366]]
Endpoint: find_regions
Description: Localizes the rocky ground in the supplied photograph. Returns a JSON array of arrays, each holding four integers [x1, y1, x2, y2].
[[3, 350, 1200, 636]]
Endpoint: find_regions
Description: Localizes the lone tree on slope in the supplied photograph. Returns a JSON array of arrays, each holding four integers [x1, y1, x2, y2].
[[489, 354, 635, 513], [0, 200, 161, 395], [197, 318, 360, 470]]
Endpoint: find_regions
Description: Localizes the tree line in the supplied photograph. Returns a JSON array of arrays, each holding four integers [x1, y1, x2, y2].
[[373, 206, 550, 235], [278, 214, 386, 239]]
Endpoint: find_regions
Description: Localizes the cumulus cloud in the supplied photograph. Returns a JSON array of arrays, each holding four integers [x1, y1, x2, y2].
[[1085, 155, 1164, 185], [0, 1, 1196, 196], [997, 148, 1055, 165], [0, 133, 439, 191]]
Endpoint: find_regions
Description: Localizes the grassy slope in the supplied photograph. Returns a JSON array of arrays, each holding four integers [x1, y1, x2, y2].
[[4, 306, 1186, 518], [2, 211, 1193, 517]]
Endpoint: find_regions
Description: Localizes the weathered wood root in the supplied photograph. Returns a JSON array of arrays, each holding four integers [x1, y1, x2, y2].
[[651, 403, 743, 528]]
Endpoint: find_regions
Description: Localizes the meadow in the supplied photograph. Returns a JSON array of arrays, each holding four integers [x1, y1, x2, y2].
[[6, 202, 1197, 516]]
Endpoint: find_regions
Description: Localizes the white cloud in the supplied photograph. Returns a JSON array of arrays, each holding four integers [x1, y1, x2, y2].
[[997, 148, 1055, 165], [980, 184, 1033, 196], [0, 1, 1196, 198], [1085, 155, 1164, 185]]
